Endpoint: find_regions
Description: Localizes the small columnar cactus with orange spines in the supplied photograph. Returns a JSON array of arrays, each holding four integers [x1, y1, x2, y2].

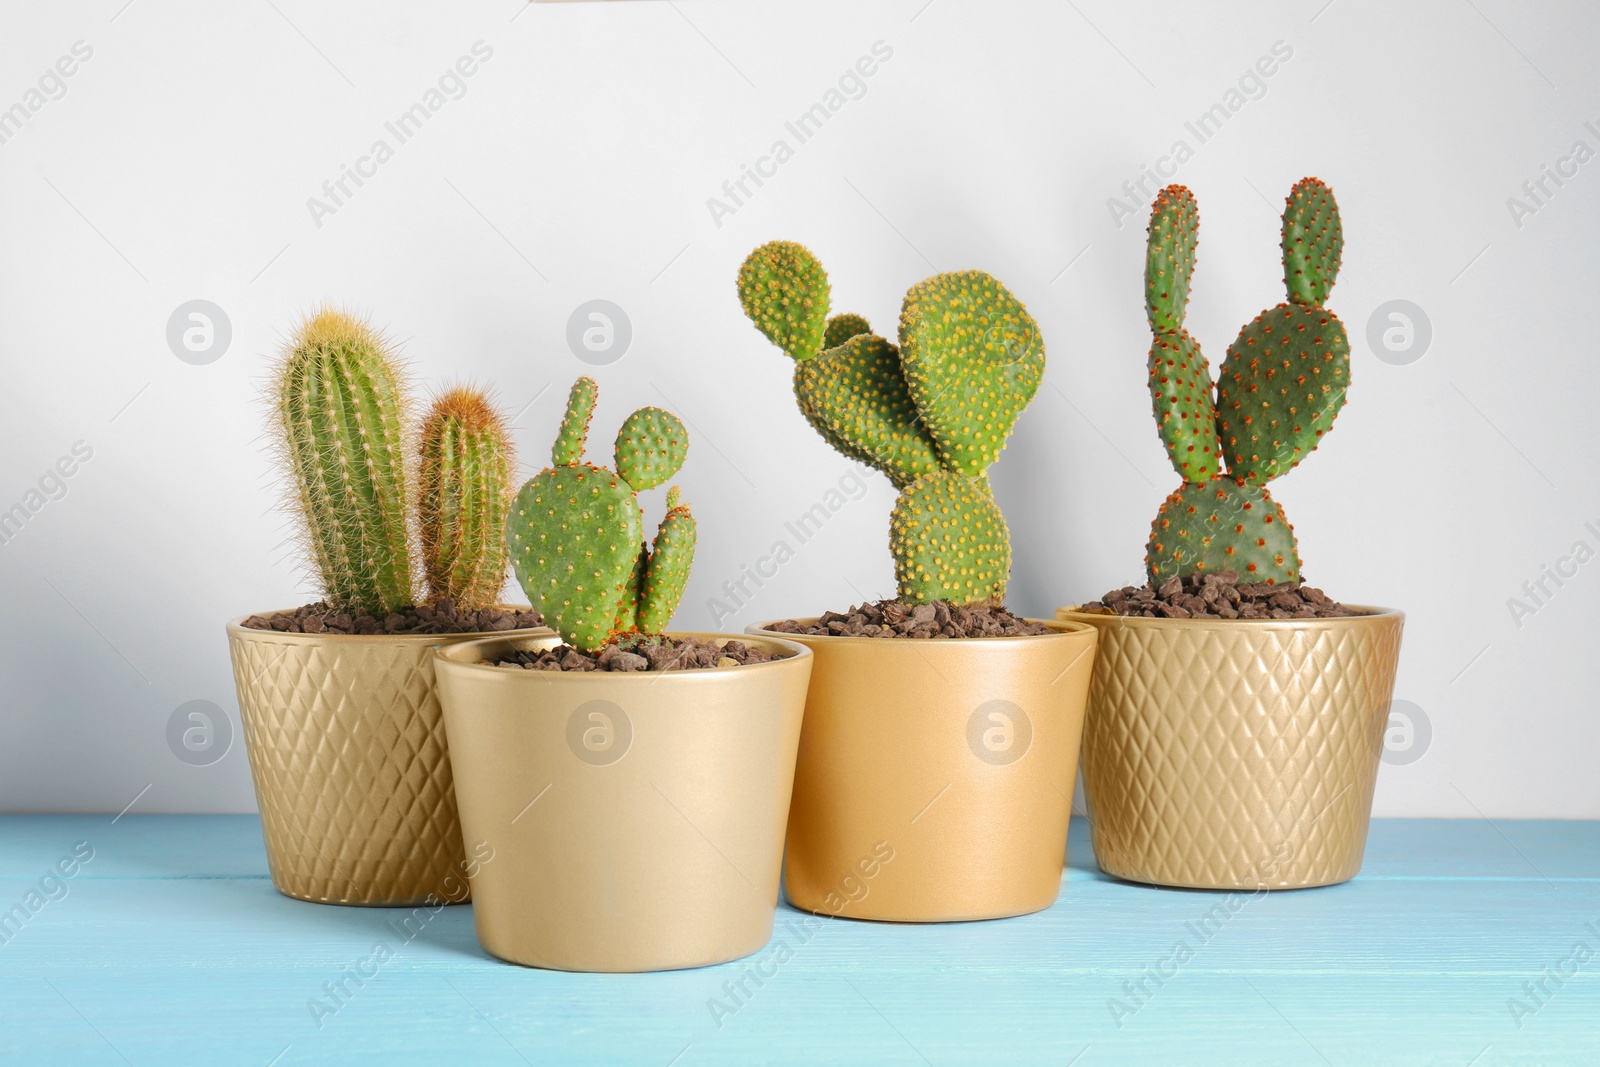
[[506, 377, 696, 652], [418, 387, 515, 612], [737, 243, 1043, 605], [1140, 178, 1350, 585]]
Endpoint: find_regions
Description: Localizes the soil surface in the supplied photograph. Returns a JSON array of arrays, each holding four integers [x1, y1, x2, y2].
[[494, 635, 787, 672], [241, 600, 544, 635], [1078, 573, 1357, 619], [765, 599, 1052, 638]]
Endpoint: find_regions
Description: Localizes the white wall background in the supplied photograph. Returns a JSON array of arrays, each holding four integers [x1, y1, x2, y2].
[[0, 0, 1595, 818]]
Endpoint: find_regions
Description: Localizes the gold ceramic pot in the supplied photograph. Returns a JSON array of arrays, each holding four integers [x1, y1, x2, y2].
[[226, 612, 547, 906], [1057, 606, 1404, 890], [434, 632, 812, 972], [747, 619, 1097, 922]]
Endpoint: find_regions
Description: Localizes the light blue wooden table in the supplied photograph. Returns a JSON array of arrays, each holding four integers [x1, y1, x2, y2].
[[1, 816, 1596, 1065]]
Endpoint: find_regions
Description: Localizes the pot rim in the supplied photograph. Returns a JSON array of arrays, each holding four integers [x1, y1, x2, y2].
[[745, 616, 1093, 644], [432, 629, 812, 678], [1055, 604, 1403, 628], [225, 607, 549, 644]]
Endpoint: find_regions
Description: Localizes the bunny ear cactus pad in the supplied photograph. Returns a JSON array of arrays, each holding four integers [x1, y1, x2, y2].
[[508, 377, 696, 651], [1281, 177, 1343, 307], [1145, 477, 1300, 584], [613, 407, 688, 491], [638, 496, 697, 633], [890, 471, 1011, 605], [1148, 330, 1221, 484], [824, 312, 872, 350], [794, 334, 943, 488], [898, 271, 1044, 477], [738, 241, 830, 361], [1146, 185, 1199, 333], [1216, 302, 1350, 482]]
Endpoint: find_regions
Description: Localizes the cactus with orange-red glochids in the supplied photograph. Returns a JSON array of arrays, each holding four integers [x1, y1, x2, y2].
[[506, 377, 696, 652], [1141, 178, 1349, 585]]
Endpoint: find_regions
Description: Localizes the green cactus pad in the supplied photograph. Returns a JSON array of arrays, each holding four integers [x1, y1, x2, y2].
[[898, 271, 1044, 477], [1216, 302, 1350, 482], [794, 334, 943, 488], [1147, 330, 1222, 484], [738, 240, 830, 361], [1145, 476, 1300, 584], [889, 471, 1011, 605], [1281, 177, 1342, 307], [823, 312, 872, 350], [613, 406, 688, 491], [553, 377, 598, 466], [638, 503, 696, 633], [615, 543, 646, 633], [1146, 185, 1199, 333], [507, 463, 643, 652], [665, 485, 681, 509]]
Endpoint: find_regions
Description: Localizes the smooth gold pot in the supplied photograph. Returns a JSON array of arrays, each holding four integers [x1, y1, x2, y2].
[[226, 611, 547, 906], [434, 632, 812, 972], [1057, 606, 1404, 890], [747, 619, 1097, 923]]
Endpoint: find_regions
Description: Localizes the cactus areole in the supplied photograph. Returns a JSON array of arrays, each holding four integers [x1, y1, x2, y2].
[[507, 377, 697, 653], [737, 242, 1043, 607], [1141, 178, 1349, 586]]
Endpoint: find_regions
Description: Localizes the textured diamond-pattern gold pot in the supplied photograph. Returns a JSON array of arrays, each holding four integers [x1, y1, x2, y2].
[[1057, 606, 1403, 890], [226, 612, 545, 906], [748, 619, 1097, 922]]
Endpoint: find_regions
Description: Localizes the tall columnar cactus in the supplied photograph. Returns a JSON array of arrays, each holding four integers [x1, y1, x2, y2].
[[737, 242, 1043, 605], [1140, 178, 1350, 585], [418, 387, 515, 612], [274, 310, 416, 616], [507, 377, 697, 652]]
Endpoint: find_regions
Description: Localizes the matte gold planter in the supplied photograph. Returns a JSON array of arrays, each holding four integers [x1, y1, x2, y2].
[[226, 612, 546, 906], [747, 619, 1097, 922], [434, 632, 811, 972], [1057, 606, 1404, 890]]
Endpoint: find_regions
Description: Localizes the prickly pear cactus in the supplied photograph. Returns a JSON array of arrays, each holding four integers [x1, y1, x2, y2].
[[1138, 178, 1348, 585], [507, 377, 696, 651], [418, 387, 516, 612], [274, 309, 415, 616], [738, 242, 1043, 606]]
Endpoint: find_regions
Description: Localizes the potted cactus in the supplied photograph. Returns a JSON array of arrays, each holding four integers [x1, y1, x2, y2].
[[737, 242, 1099, 923], [1058, 181, 1405, 890], [226, 310, 543, 906], [433, 377, 812, 972]]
